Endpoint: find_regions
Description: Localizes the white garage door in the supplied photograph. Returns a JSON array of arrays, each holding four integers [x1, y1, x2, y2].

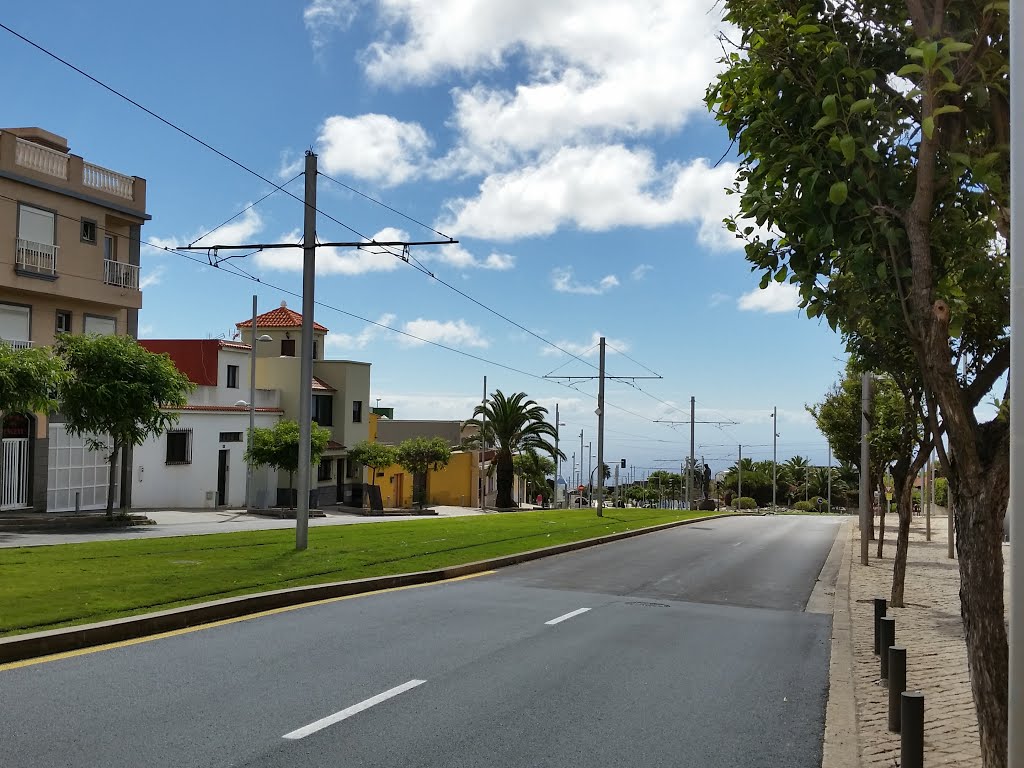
[[47, 425, 118, 512]]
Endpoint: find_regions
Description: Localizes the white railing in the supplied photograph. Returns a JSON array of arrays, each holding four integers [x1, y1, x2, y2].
[[14, 137, 68, 179], [84, 161, 134, 200], [104, 259, 140, 289], [0, 339, 33, 350], [15, 238, 58, 275]]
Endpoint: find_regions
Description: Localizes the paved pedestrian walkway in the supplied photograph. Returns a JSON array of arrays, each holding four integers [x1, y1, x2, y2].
[[842, 510, 991, 768]]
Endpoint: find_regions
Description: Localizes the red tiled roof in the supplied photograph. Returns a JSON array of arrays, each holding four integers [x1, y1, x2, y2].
[[219, 341, 251, 351], [326, 440, 346, 451], [312, 376, 336, 392], [236, 305, 328, 332]]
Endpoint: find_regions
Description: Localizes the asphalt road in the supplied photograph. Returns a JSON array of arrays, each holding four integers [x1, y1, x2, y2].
[[1, 515, 841, 768]]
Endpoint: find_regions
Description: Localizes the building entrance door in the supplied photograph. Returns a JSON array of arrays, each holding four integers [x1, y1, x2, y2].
[[217, 449, 229, 506], [1, 414, 31, 510]]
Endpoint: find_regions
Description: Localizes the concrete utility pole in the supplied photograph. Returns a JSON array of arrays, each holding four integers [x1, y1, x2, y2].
[[924, 453, 931, 541], [554, 403, 561, 507], [860, 373, 872, 566], [596, 337, 606, 517], [1009, 3, 1022, 761], [772, 406, 778, 515], [738, 445, 742, 507], [579, 429, 584, 498], [480, 376, 487, 511], [244, 294, 258, 509], [688, 396, 696, 510], [295, 150, 317, 552], [587, 442, 592, 496], [826, 443, 831, 515]]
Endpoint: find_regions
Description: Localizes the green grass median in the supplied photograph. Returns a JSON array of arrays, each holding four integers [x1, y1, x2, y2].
[[0, 508, 721, 637]]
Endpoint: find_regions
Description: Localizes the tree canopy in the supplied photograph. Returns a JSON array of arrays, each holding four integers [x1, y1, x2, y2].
[[395, 436, 453, 507], [0, 344, 65, 416], [56, 334, 194, 517], [245, 419, 331, 507], [347, 440, 398, 486]]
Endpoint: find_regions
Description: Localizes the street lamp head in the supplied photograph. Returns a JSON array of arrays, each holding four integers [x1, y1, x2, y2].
[[256, 334, 272, 342], [235, 400, 249, 407]]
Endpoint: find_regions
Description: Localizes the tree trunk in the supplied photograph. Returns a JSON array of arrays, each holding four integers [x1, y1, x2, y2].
[[890, 466, 914, 608], [876, 477, 886, 558], [105, 437, 120, 520], [495, 451, 514, 508], [953, 453, 1009, 768], [288, 471, 294, 509]]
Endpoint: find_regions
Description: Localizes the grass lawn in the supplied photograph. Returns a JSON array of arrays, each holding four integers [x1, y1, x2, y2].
[[0, 507, 720, 637]]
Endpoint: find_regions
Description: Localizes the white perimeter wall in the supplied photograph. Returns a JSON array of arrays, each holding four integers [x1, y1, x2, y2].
[[132, 410, 278, 509]]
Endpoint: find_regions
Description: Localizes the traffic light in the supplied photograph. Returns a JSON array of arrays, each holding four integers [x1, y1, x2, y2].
[[620, 458, 626, 468]]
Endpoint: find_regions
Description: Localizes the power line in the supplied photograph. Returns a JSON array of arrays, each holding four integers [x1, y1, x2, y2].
[[188, 173, 302, 248]]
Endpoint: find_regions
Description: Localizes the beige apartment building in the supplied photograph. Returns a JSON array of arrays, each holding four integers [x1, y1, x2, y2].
[[236, 302, 371, 507], [0, 126, 150, 511]]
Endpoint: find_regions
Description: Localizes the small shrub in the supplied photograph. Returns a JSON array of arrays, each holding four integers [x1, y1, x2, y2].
[[794, 500, 816, 512], [737, 496, 757, 510], [698, 499, 717, 511]]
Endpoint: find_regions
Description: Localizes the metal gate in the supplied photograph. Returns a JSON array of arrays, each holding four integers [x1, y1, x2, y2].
[[1, 437, 30, 510]]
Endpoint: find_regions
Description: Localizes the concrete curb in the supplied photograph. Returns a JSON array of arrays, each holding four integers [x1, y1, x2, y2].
[[0, 512, 738, 664], [822, 519, 862, 768]]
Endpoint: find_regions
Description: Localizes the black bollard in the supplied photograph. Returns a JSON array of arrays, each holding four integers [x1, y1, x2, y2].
[[879, 617, 895, 680], [901, 691, 924, 768], [873, 598, 887, 655], [888, 646, 907, 732]]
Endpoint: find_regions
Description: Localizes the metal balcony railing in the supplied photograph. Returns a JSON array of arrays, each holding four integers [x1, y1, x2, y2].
[[0, 338, 33, 350], [15, 238, 58, 275], [103, 259, 140, 289]]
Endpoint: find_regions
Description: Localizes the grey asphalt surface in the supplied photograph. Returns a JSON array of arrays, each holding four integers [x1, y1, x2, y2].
[[1, 515, 840, 768]]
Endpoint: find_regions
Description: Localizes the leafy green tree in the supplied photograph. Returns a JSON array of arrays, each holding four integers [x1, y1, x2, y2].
[[513, 450, 555, 503], [708, 4, 1009, 760], [55, 334, 194, 518], [245, 420, 331, 508], [0, 344, 65, 416], [346, 440, 398, 487], [396, 436, 452, 507], [464, 391, 564, 509]]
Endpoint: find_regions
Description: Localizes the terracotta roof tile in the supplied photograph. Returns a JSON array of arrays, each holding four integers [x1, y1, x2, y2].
[[312, 376, 336, 392], [236, 304, 328, 332], [171, 405, 283, 413], [326, 440, 345, 451]]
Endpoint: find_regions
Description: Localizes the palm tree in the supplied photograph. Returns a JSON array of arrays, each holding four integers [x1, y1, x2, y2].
[[784, 455, 812, 502], [464, 390, 565, 509]]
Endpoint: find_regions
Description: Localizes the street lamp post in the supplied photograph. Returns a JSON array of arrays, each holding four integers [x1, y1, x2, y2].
[[771, 406, 779, 514], [554, 403, 565, 507], [239, 295, 272, 510]]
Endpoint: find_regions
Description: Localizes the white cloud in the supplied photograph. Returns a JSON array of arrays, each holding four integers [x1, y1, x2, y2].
[[318, 114, 432, 186], [148, 207, 264, 253], [551, 267, 619, 295], [252, 227, 411, 276], [737, 281, 802, 314], [363, 1, 727, 164], [438, 147, 739, 245], [327, 313, 397, 350], [305, 0, 360, 52], [139, 265, 166, 290], [424, 243, 515, 271], [541, 331, 629, 357], [373, 392, 486, 421], [631, 264, 653, 281], [400, 318, 489, 348], [709, 292, 730, 307]]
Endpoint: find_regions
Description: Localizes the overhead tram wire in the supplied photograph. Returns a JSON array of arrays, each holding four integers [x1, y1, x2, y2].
[[187, 173, 303, 249], [319, 171, 452, 241], [0, 22, 449, 254], [0, 24, 699, 420]]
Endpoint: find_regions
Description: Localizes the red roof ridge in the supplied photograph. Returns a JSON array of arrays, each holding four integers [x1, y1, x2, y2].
[[236, 304, 328, 332]]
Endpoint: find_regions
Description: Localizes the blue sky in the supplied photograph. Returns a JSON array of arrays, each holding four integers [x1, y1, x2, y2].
[[2, 0, 852, 479]]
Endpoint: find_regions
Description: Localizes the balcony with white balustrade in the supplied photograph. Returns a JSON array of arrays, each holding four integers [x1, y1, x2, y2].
[[103, 259, 140, 290], [15, 238, 58, 277]]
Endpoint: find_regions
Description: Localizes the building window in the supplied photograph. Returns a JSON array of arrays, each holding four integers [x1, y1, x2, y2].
[[226, 364, 239, 389], [55, 310, 72, 335], [281, 338, 295, 357], [81, 219, 97, 244], [313, 394, 333, 426], [165, 429, 193, 465], [84, 314, 116, 336], [0, 303, 31, 345], [346, 458, 361, 479], [18, 204, 55, 245], [219, 432, 243, 443], [318, 458, 333, 482], [103, 235, 116, 261], [352, 400, 363, 423], [313, 340, 318, 360]]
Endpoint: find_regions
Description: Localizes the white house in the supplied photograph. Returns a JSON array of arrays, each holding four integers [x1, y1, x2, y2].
[[133, 339, 282, 509]]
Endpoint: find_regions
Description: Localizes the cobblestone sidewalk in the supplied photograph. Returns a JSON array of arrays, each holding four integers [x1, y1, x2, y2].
[[847, 510, 983, 768]]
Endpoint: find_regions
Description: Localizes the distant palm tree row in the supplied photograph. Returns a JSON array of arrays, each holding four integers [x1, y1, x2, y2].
[[718, 455, 858, 507]]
